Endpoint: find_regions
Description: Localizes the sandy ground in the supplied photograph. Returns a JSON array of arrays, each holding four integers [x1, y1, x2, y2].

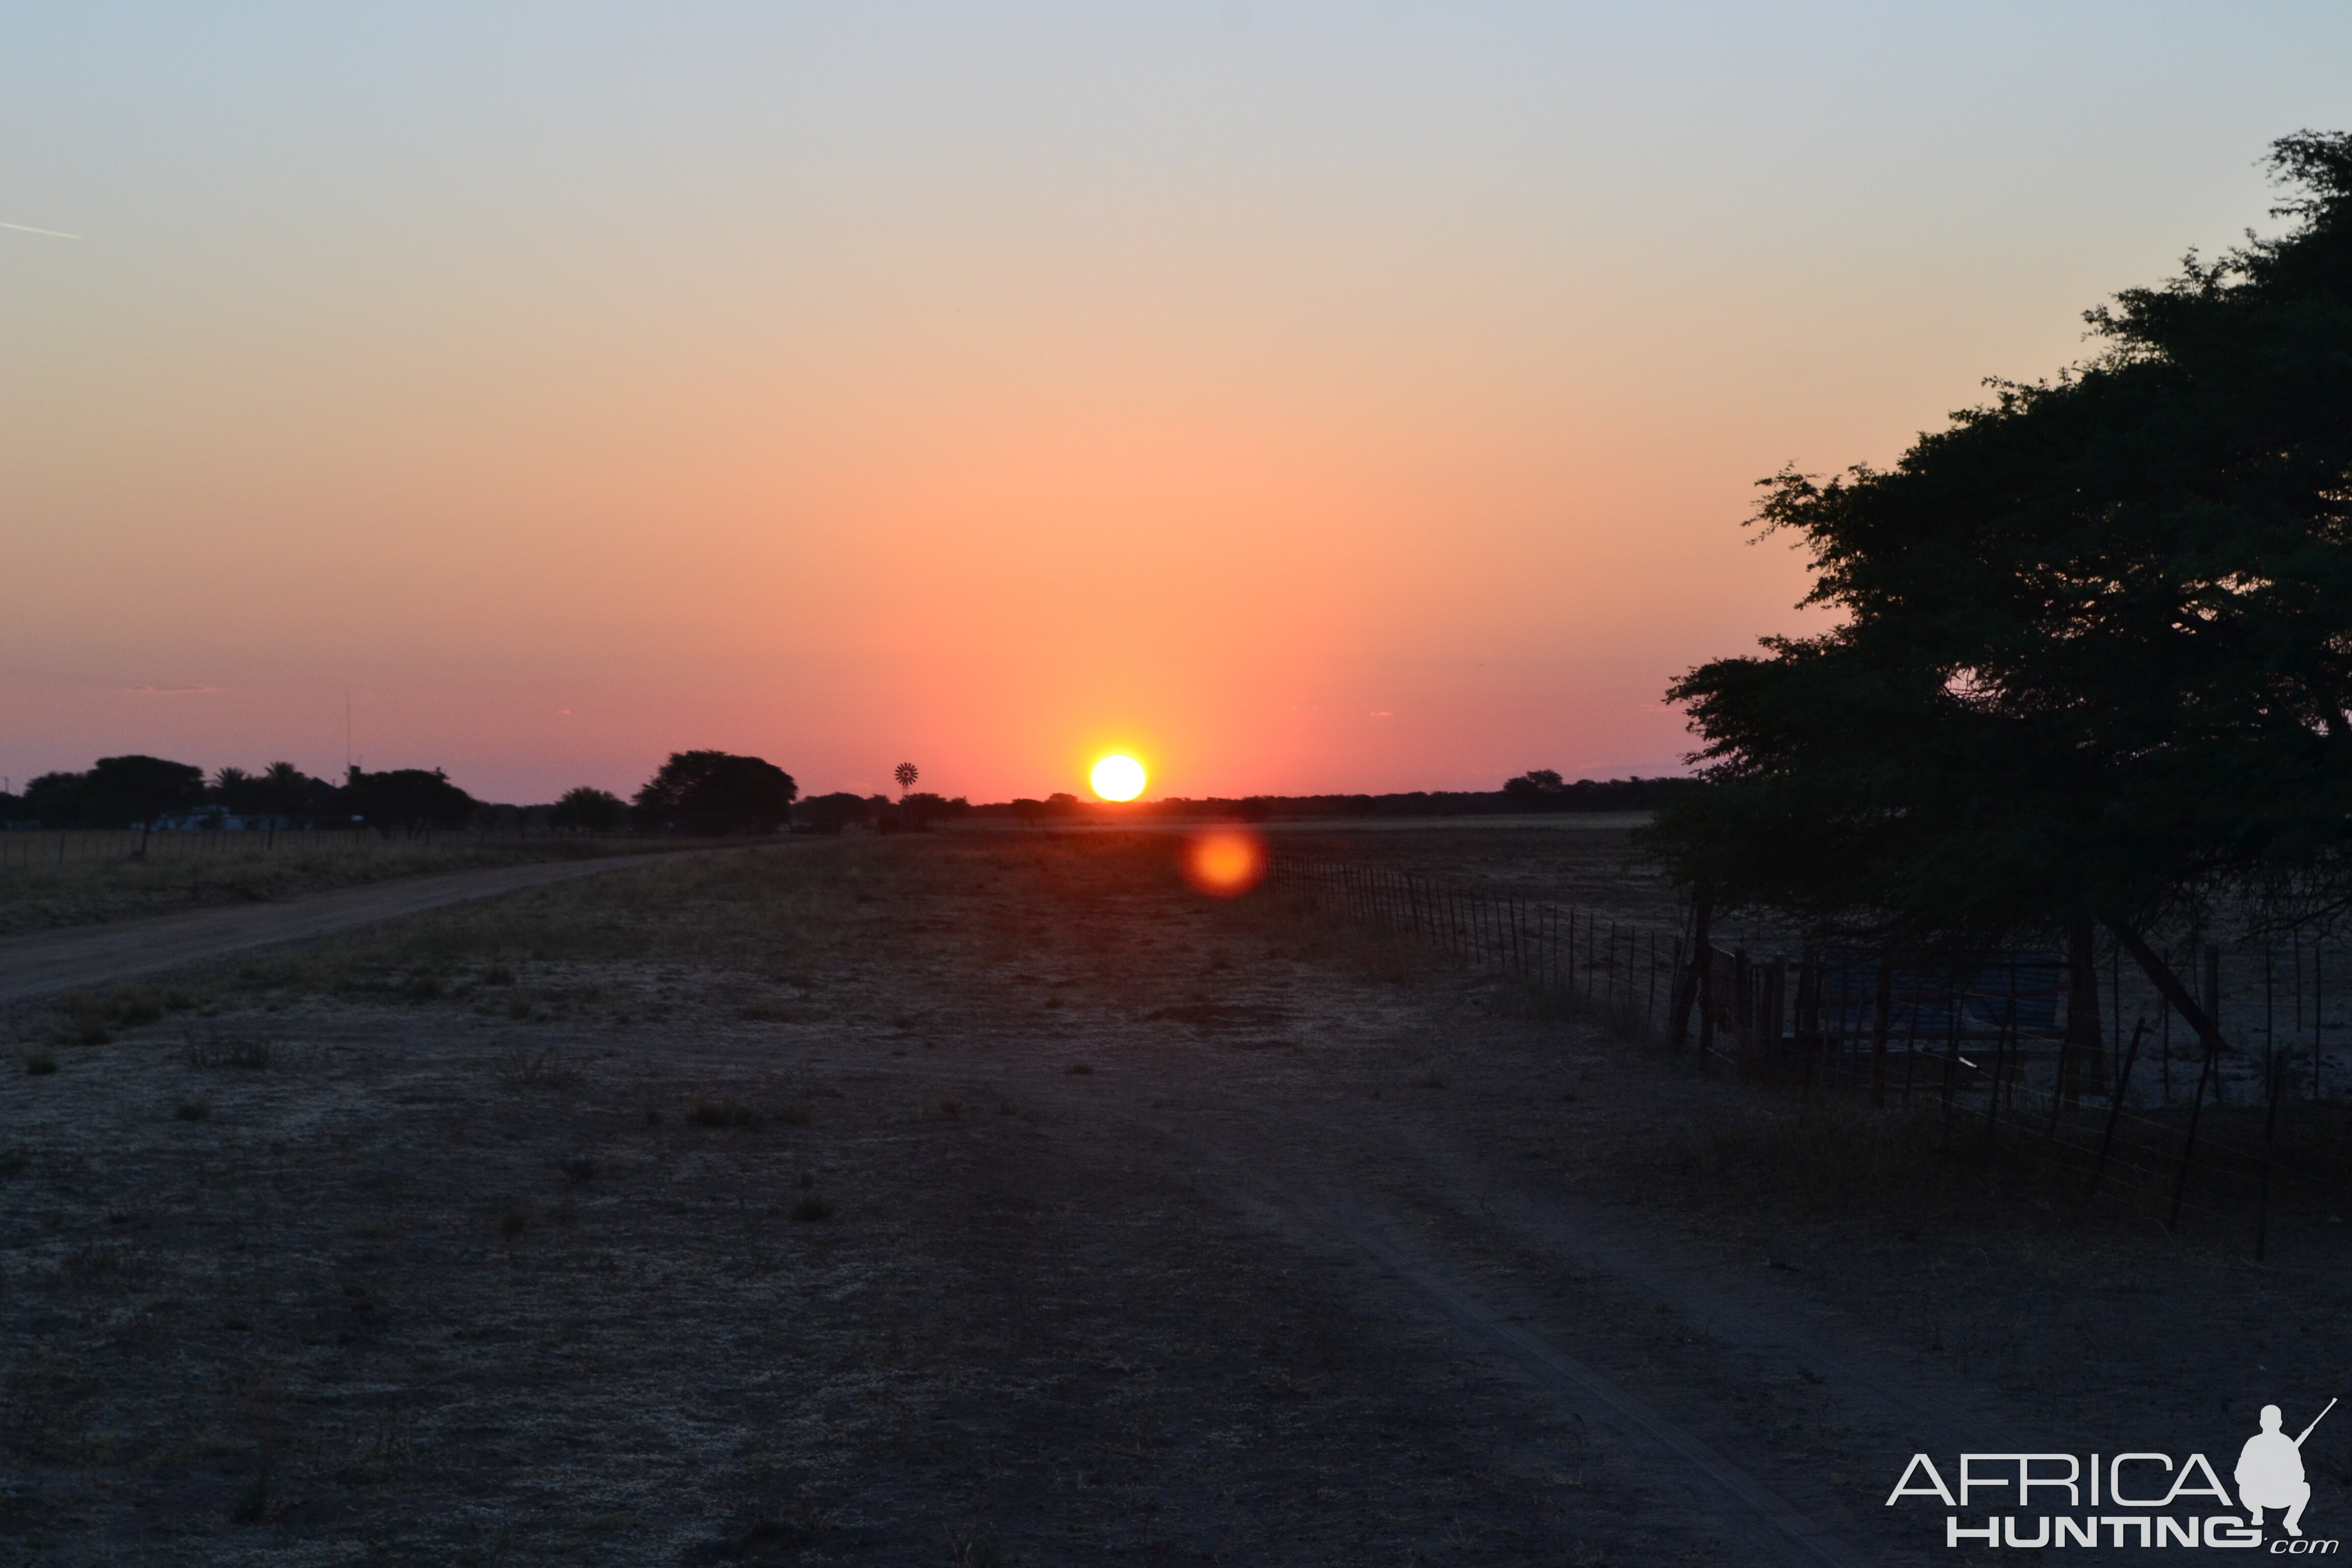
[[3, 831, 2347, 1565]]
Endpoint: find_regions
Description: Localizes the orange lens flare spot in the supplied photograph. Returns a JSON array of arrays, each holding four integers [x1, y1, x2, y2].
[[1090, 754, 1146, 801], [1181, 829, 1266, 898]]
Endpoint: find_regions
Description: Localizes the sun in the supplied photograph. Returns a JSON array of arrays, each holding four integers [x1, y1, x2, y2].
[[1090, 754, 1146, 801]]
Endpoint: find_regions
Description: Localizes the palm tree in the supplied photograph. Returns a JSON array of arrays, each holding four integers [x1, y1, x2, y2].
[[261, 762, 310, 836]]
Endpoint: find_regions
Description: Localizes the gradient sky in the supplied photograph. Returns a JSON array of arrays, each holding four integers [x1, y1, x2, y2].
[[5, 4, 2348, 804]]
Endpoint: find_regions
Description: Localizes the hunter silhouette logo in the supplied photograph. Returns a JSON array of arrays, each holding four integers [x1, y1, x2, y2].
[[1884, 1397, 2339, 1551], [2241, 1400, 2334, 1539]]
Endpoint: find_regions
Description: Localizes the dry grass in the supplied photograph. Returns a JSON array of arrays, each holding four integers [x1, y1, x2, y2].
[[0, 833, 744, 939]]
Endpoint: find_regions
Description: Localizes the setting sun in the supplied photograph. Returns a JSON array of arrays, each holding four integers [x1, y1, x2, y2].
[[1090, 754, 1147, 801]]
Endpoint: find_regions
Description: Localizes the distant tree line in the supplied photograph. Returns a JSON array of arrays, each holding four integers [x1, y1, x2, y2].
[[0, 757, 482, 836], [0, 748, 812, 840], [793, 791, 971, 836], [970, 775, 1697, 824], [0, 750, 1676, 840]]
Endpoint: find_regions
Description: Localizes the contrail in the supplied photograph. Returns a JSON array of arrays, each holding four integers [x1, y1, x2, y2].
[[1, 220, 81, 239]]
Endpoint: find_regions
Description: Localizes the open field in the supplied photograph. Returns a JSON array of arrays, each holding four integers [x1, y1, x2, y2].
[[4, 829, 2349, 1564], [0, 834, 751, 940]]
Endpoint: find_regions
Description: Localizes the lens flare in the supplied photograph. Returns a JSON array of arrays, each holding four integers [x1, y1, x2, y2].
[[1090, 754, 1146, 801], [1181, 829, 1266, 898]]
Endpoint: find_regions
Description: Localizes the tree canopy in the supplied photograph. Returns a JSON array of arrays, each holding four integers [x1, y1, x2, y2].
[[1645, 132, 2352, 954], [633, 751, 798, 835], [549, 786, 629, 832], [342, 767, 477, 832]]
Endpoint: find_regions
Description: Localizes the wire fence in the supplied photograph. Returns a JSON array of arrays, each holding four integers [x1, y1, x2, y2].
[[1268, 846, 2352, 1249]]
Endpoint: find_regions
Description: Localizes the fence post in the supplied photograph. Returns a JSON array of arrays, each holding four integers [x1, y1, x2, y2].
[[1669, 889, 1710, 1050], [2168, 1013, 2222, 1232], [2082, 1018, 2146, 1211]]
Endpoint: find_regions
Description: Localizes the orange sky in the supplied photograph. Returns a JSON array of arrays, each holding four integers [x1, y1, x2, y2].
[[4, 5, 2344, 803]]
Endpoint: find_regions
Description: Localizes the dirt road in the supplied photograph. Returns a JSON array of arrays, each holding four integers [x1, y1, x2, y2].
[[0, 846, 780, 1006]]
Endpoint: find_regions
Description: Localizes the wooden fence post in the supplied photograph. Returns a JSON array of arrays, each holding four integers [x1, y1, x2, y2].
[[1668, 889, 1711, 1050]]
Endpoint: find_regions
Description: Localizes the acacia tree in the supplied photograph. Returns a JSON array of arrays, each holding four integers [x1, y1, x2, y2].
[[1645, 131, 2352, 1060], [340, 767, 477, 835], [87, 755, 206, 854], [549, 786, 629, 834], [633, 751, 798, 835]]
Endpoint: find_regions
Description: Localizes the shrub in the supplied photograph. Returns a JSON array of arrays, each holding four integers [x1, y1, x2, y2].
[[23, 1052, 57, 1076], [173, 1096, 212, 1121], [790, 1192, 835, 1223]]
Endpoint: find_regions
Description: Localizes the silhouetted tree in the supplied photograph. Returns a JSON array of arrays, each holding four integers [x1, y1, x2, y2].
[[1009, 797, 1045, 828], [549, 786, 629, 834], [340, 767, 477, 835], [1503, 769, 1565, 799], [1646, 131, 2352, 1041], [632, 751, 798, 836], [793, 792, 870, 835], [81, 756, 206, 852], [899, 791, 951, 831], [22, 771, 92, 827], [258, 762, 320, 825], [209, 767, 255, 811]]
